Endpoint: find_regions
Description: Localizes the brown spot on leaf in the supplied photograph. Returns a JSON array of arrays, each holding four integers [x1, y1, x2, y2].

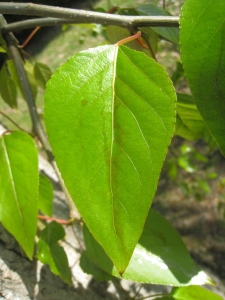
[[82, 99, 88, 107]]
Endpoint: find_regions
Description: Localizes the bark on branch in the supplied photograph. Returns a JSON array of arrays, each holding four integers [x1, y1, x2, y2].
[[0, 2, 179, 33]]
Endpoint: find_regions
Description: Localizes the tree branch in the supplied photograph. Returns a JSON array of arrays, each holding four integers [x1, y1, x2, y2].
[[0, 2, 179, 32], [0, 18, 76, 33]]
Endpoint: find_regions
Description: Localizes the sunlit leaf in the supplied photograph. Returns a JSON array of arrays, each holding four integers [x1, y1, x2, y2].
[[44, 44, 176, 273], [172, 286, 223, 300], [178, 155, 196, 173], [0, 131, 38, 259], [0, 46, 6, 53]]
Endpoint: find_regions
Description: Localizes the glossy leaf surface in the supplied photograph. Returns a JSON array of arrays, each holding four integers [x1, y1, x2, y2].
[[38, 173, 53, 216], [45, 44, 176, 273], [0, 131, 38, 259], [172, 286, 223, 300], [37, 221, 72, 286], [83, 209, 211, 286], [180, 0, 225, 155]]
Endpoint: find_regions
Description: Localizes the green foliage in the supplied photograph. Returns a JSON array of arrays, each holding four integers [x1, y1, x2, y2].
[[171, 286, 223, 300], [0, 1, 224, 299], [175, 94, 206, 141], [37, 221, 72, 286], [165, 143, 213, 201], [135, 4, 179, 44], [0, 131, 38, 259], [38, 173, 53, 216], [82, 209, 211, 285], [180, 0, 225, 155], [156, 286, 223, 300], [34, 62, 52, 90], [80, 251, 114, 281], [0, 62, 17, 108], [44, 44, 176, 273]]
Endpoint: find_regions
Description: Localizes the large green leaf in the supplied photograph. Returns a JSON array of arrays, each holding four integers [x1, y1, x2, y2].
[[37, 221, 72, 286], [180, 0, 225, 155], [44, 44, 176, 273], [83, 209, 211, 286], [0, 131, 38, 259], [171, 286, 223, 300]]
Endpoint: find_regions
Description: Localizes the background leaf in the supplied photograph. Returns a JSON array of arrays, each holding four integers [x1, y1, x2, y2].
[[172, 286, 223, 300], [135, 4, 179, 44], [180, 0, 225, 155], [0, 131, 38, 259], [171, 62, 184, 85], [44, 44, 176, 273], [175, 115, 200, 141], [37, 221, 72, 286], [177, 94, 205, 135], [80, 251, 114, 282], [0, 62, 17, 108], [175, 94, 215, 144], [38, 173, 53, 216], [83, 209, 211, 286], [7, 59, 37, 100], [34, 62, 52, 90]]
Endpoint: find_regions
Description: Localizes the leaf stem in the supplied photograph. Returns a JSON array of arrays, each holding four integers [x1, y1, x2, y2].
[[140, 33, 157, 61], [38, 215, 78, 225], [136, 293, 171, 300], [0, 110, 28, 132], [117, 31, 141, 46], [19, 26, 40, 49], [133, 284, 143, 299]]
